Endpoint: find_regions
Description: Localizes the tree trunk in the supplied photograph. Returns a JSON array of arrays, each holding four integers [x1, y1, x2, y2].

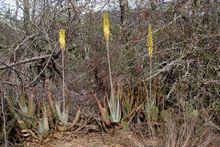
[[149, 0, 157, 10], [119, 0, 129, 25], [31, 0, 37, 21], [23, 0, 30, 32], [15, 0, 19, 19], [119, 0, 130, 50]]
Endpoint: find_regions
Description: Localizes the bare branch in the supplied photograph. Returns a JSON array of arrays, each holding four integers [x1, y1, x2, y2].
[[0, 54, 51, 70]]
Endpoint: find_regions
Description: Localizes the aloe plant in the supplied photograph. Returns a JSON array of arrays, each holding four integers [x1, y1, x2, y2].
[[147, 24, 154, 104], [8, 88, 80, 140], [54, 100, 80, 131], [17, 94, 28, 114], [107, 94, 121, 123], [95, 83, 122, 126], [19, 105, 51, 140], [57, 29, 80, 131], [47, 91, 80, 131], [14, 93, 36, 130], [38, 105, 50, 138], [96, 12, 122, 125], [95, 95, 111, 126], [108, 82, 122, 123], [10, 93, 51, 139], [16, 93, 36, 117]]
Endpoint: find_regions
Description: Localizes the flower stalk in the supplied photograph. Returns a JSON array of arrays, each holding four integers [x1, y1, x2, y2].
[[103, 12, 114, 101], [59, 28, 66, 113], [102, 12, 121, 123], [147, 24, 154, 102]]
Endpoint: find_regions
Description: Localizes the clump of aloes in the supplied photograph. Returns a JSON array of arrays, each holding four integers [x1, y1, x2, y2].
[[8, 92, 51, 140], [96, 12, 121, 126]]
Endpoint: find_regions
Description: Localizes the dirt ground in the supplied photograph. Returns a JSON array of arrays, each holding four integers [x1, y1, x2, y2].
[[22, 129, 220, 147], [24, 130, 162, 147]]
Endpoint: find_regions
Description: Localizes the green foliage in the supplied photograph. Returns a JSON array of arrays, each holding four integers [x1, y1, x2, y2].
[[107, 91, 122, 123], [108, 97, 121, 123], [6, 90, 80, 140], [55, 101, 69, 125], [38, 106, 50, 138]]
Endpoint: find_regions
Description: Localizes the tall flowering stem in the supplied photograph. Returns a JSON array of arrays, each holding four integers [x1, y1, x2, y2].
[[59, 28, 66, 113], [103, 12, 121, 123], [147, 24, 154, 102], [103, 12, 114, 99]]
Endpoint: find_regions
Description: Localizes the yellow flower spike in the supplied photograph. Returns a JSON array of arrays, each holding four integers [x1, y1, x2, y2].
[[103, 12, 110, 41], [147, 24, 154, 58], [59, 29, 66, 51]]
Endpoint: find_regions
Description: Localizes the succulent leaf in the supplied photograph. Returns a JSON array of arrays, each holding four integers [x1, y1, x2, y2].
[[55, 101, 69, 125], [27, 94, 35, 117]]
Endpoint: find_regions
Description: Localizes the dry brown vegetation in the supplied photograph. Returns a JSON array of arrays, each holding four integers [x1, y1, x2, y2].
[[0, 0, 219, 146]]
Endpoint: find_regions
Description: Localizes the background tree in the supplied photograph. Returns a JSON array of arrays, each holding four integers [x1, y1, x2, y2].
[[23, 0, 30, 32]]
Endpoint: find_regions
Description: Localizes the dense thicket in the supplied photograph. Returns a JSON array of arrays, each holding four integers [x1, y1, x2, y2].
[[0, 0, 219, 146]]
